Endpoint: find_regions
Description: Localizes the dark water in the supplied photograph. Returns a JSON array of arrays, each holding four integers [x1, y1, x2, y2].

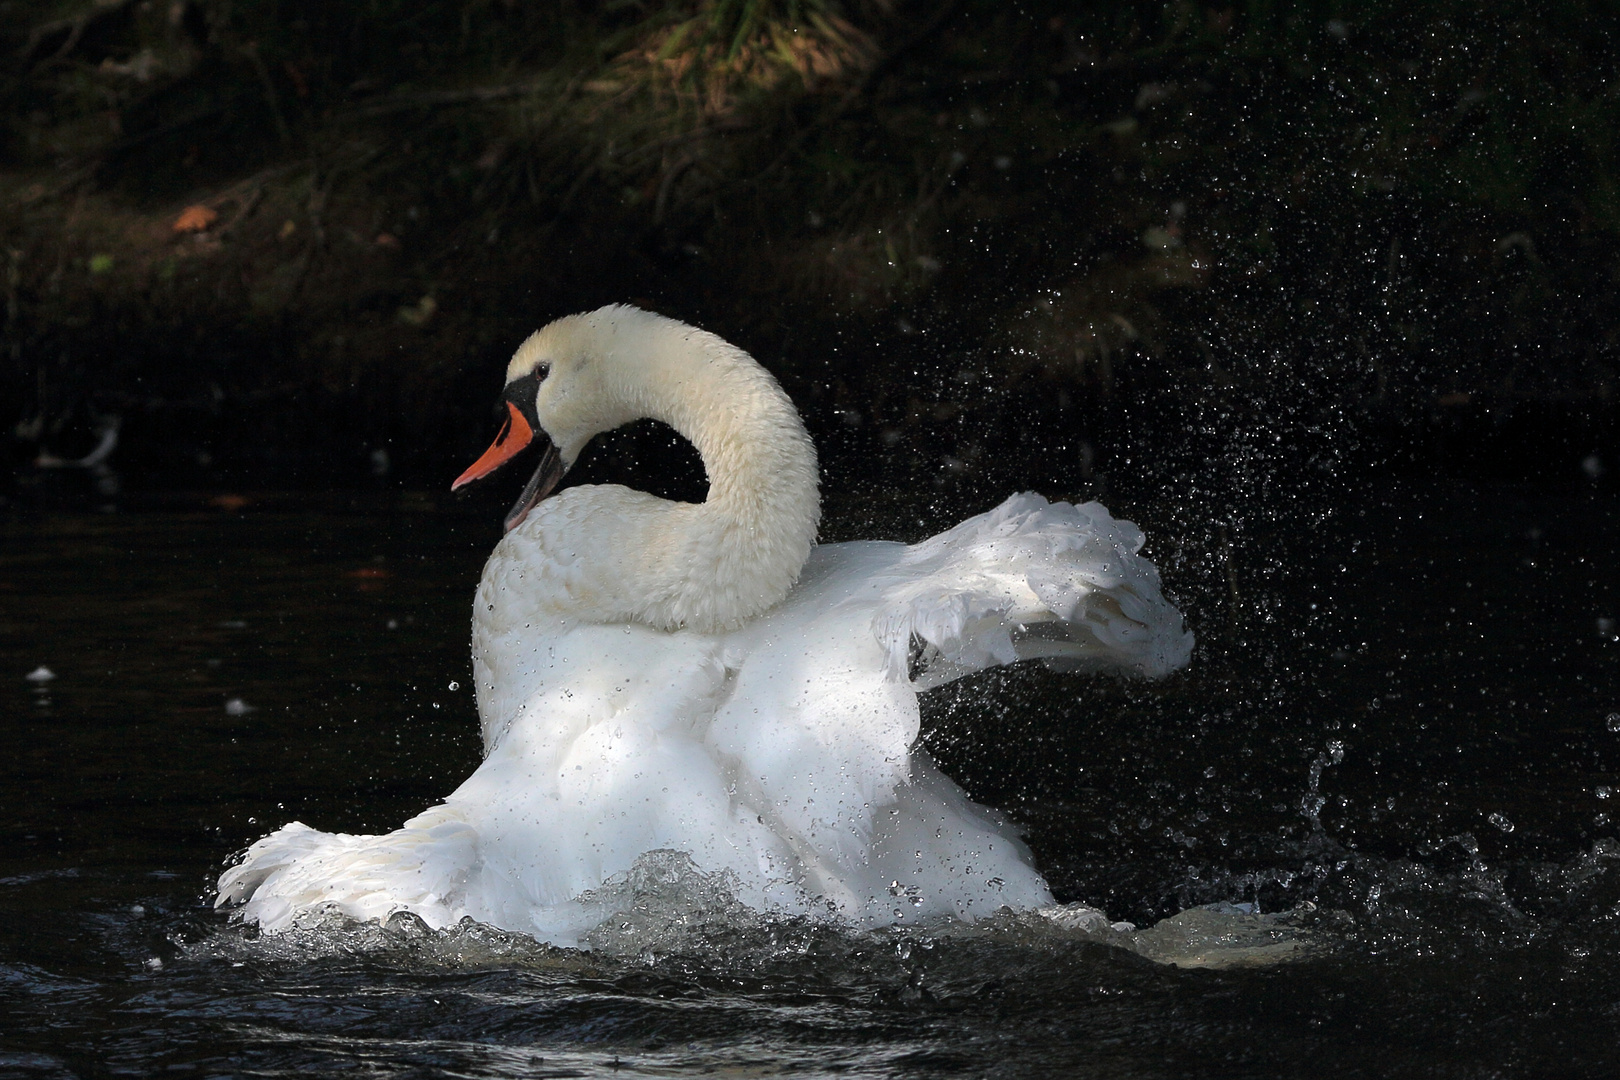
[[2, 480, 1618, 1079]]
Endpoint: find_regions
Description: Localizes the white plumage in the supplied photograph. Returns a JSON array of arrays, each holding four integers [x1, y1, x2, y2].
[[218, 305, 1192, 946]]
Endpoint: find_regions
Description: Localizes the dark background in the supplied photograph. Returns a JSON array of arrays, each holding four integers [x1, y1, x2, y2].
[[4, 10, 1620, 1074], [2, 0, 1615, 505]]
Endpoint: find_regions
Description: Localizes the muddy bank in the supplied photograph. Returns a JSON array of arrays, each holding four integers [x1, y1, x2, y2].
[[3, 2, 1616, 503]]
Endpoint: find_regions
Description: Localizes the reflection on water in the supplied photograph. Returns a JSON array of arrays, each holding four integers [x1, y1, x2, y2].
[[1, 480, 1618, 1077]]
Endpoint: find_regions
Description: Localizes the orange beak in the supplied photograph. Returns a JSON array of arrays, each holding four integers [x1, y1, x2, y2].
[[452, 402, 533, 491]]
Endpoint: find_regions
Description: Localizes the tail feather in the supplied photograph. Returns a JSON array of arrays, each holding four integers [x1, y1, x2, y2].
[[216, 807, 480, 931]]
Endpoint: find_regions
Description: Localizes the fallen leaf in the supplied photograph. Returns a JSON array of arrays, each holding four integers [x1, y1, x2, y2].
[[173, 205, 219, 233]]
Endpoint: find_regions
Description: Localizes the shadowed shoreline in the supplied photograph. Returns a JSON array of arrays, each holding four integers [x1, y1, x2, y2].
[[3, 2, 1615, 502]]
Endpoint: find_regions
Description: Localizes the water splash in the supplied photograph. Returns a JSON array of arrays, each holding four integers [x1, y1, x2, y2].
[[1301, 739, 1346, 829]]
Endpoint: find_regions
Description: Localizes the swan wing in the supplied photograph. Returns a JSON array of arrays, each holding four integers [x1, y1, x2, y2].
[[704, 494, 1189, 918], [874, 492, 1194, 690]]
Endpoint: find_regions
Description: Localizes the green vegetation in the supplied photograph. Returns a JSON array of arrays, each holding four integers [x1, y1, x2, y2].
[[2, 1, 1616, 491]]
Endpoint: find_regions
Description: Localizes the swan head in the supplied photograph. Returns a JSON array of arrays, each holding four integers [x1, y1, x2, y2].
[[450, 306, 675, 531], [455, 304, 821, 629], [453, 303, 818, 560]]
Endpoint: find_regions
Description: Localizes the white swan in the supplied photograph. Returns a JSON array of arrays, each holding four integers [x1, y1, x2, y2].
[[218, 305, 1193, 946]]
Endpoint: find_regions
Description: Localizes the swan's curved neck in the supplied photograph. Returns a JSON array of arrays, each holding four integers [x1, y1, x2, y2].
[[612, 318, 821, 631], [652, 341, 815, 522], [492, 310, 821, 636]]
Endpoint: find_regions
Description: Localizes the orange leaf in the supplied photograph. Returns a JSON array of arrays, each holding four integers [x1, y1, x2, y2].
[[173, 205, 219, 233]]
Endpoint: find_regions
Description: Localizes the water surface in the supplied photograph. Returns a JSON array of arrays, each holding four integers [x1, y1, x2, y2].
[[2, 480, 1617, 1078]]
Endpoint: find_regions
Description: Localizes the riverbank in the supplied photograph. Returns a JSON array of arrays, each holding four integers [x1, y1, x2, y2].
[[4, 1, 1616, 499]]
